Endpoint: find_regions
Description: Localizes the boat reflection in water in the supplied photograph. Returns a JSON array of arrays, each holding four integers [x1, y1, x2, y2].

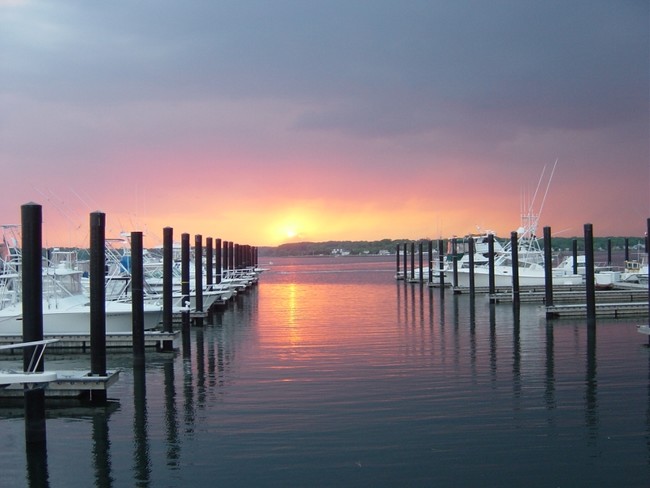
[[2, 255, 649, 487]]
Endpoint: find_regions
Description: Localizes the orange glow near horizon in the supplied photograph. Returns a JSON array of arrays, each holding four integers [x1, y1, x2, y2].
[[33, 195, 649, 250]]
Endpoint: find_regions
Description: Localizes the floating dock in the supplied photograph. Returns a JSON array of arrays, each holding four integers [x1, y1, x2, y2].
[[545, 302, 648, 319], [490, 288, 648, 304], [0, 369, 120, 399], [0, 331, 180, 352]]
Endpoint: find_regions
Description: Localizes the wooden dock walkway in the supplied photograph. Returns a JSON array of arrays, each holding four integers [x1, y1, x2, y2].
[[0, 331, 180, 352], [546, 302, 648, 319], [0, 369, 120, 399]]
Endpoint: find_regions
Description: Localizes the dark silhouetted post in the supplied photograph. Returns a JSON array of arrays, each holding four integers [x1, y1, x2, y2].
[[437, 240, 445, 288], [162, 227, 174, 342], [607, 238, 612, 267], [418, 242, 423, 283], [402, 243, 407, 282], [428, 240, 433, 283], [510, 231, 520, 304], [222, 241, 229, 279], [194, 234, 203, 326], [205, 237, 213, 286], [488, 234, 495, 295], [624, 238, 629, 263], [131, 231, 145, 366], [90, 211, 107, 403], [181, 233, 190, 334], [646, 219, 649, 342], [410, 242, 415, 281], [468, 237, 475, 296], [396, 244, 401, 279], [215, 238, 222, 284], [584, 223, 596, 325], [543, 226, 554, 307], [22, 203, 46, 444], [452, 238, 458, 287]]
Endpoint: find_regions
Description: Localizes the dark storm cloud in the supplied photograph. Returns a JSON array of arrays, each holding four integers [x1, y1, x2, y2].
[[3, 0, 647, 140]]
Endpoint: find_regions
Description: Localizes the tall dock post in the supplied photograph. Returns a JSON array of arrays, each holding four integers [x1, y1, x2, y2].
[[607, 239, 612, 267], [451, 238, 458, 287], [418, 242, 424, 283], [131, 231, 145, 366], [396, 244, 401, 279], [645, 218, 650, 344], [510, 231, 520, 304], [410, 242, 415, 281], [402, 243, 407, 283], [468, 237, 475, 296], [22, 203, 46, 444], [181, 233, 190, 336], [624, 238, 629, 263], [437, 239, 445, 289], [205, 237, 213, 286], [194, 234, 203, 326], [488, 234, 495, 295], [543, 226, 554, 308], [584, 223, 596, 325], [161, 227, 174, 350], [427, 240, 433, 284], [222, 241, 229, 280], [90, 211, 107, 403], [215, 238, 222, 284]]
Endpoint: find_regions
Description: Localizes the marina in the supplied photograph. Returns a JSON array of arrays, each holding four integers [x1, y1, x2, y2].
[[2, 255, 649, 487]]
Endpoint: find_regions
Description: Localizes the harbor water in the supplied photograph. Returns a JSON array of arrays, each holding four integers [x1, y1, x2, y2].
[[1, 255, 649, 487]]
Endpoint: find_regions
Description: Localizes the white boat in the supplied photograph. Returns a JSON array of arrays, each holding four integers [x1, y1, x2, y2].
[[0, 241, 162, 335], [451, 160, 581, 288]]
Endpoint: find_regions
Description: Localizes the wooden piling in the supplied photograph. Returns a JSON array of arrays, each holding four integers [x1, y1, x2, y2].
[[194, 234, 203, 326], [625, 237, 629, 262], [451, 238, 458, 287], [402, 243, 407, 282], [161, 227, 174, 349], [410, 242, 415, 281], [205, 237, 213, 286], [646, 218, 650, 343], [21, 203, 46, 444], [215, 238, 222, 284], [131, 231, 145, 366], [543, 226, 554, 308], [584, 223, 596, 325], [428, 240, 433, 283], [222, 240, 229, 279], [488, 234, 495, 295], [510, 231, 520, 304], [418, 242, 423, 283], [607, 238, 612, 267], [181, 233, 190, 334], [396, 244, 401, 279], [468, 237, 475, 296], [90, 211, 107, 403], [437, 239, 445, 288]]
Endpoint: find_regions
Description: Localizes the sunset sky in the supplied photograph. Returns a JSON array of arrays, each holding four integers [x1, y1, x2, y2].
[[1, 1, 648, 247]]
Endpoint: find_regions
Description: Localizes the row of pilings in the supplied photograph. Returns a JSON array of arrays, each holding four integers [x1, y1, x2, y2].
[[396, 219, 650, 326], [17, 202, 260, 445]]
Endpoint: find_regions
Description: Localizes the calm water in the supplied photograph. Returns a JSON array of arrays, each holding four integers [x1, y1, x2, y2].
[[2, 256, 649, 487]]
